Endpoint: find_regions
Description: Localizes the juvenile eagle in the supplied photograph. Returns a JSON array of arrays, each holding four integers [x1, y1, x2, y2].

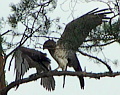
[[43, 8, 112, 89], [14, 46, 55, 91]]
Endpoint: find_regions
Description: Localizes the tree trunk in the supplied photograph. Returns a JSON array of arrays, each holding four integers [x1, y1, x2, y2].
[[0, 35, 6, 90], [0, 55, 6, 89]]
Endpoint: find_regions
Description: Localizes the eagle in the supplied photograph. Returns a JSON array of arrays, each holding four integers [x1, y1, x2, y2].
[[43, 8, 112, 89], [14, 46, 55, 91]]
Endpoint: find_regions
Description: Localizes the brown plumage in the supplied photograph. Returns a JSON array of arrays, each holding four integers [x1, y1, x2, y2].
[[57, 8, 112, 50], [14, 46, 55, 91], [43, 8, 112, 89]]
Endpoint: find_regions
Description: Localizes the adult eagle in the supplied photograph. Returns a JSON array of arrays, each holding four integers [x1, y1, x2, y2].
[[14, 46, 55, 91], [43, 8, 112, 89]]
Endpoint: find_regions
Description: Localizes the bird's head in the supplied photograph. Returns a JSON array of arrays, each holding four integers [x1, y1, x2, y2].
[[43, 39, 56, 50]]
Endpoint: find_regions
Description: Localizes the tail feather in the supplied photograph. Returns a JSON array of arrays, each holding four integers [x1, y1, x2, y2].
[[62, 66, 67, 88], [63, 75, 65, 88], [78, 76, 84, 89], [75, 65, 85, 89], [41, 76, 55, 91], [68, 52, 85, 89], [74, 66, 84, 89]]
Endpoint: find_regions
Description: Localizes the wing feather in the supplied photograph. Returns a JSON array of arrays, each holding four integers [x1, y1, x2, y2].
[[57, 8, 112, 50], [14, 46, 55, 91], [15, 49, 29, 80]]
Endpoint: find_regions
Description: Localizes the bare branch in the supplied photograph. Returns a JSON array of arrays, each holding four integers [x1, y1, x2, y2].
[[81, 40, 116, 48], [78, 50, 113, 73], [0, 71, 120, 95], [33, 35, 59, 39], [5, 5, 44, 60], [1, 30, 12, 36]]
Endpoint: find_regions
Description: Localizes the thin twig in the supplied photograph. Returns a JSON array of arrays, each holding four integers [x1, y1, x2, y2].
[[1, 30, 12, 36], [33, 35, 60, 39], [78, 50, 113, 73], [81, 40, 116, 48]]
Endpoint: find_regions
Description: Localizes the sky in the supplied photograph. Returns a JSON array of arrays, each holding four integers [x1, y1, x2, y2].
[[0, 0, 120, 95]]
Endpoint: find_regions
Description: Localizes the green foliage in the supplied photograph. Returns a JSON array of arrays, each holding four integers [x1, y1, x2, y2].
[[8, 0, 57, 34], [85, 19, 120, 46]]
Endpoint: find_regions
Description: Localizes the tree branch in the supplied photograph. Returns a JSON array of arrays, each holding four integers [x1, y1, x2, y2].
[[33, 35, 59, 39], [1, 30, 12, 36], [78, 51, 113, 73], [0, 71, 120, 95], [81, 40, 116, 48]]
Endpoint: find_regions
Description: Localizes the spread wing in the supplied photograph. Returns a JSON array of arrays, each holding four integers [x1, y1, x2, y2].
[[57, 8, 112, 50], [14, 46, 55, 91]]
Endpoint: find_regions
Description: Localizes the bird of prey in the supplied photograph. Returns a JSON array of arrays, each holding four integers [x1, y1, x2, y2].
[[43, 8, 112, 89], [14, 46, 55, 91]]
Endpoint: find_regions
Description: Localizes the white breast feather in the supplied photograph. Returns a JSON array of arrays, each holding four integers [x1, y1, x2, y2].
[[54, 46, 68, 70]]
